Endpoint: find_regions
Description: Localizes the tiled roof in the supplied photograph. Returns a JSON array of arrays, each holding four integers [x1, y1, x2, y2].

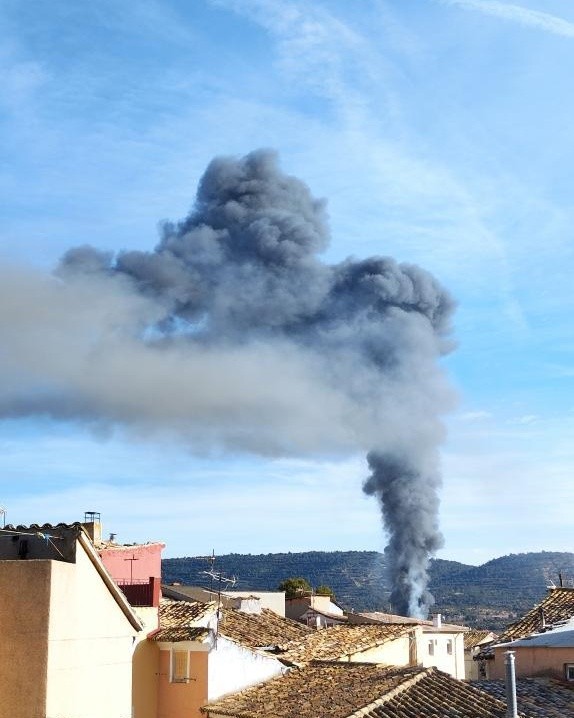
[[275, 624, 412, 667], [149, 600, 216, 641], [302, 607, 348, 621], [350, 611, 467, 632], [151, 625, 211, 642], [475, 678, 574, 717], [217, 608, 312, 648], [364, 669, 521, 718], [201, 663, 519, 718], [498, 587, 574, 642], [465, 629, 497, 650]]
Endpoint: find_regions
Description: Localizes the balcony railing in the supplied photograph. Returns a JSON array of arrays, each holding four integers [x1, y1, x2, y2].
[[117, 576, 160, 607]]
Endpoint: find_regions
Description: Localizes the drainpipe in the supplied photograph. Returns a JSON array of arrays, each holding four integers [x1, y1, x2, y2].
[[504, 650, 518, 718]]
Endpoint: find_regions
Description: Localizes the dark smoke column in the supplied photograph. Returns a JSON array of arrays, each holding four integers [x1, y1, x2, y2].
[[54, 148, 455, 618], [364, 452, 444, 617]]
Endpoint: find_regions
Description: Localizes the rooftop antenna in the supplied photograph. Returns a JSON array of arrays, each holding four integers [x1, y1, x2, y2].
[[199, 552, 238, 646]]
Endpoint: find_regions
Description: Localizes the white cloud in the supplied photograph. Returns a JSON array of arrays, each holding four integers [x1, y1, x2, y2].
[[440, 0, 574, 38]]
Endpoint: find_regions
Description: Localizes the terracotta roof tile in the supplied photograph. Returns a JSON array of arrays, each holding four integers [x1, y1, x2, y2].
[[150, 600, 216, 641], [202, 663, 520, 718], [475, 678, 574, 717], [365, 669, 523, 718], [498, 587, 574, 642], [465, 629, 497, 650], [276, 624, 413, 667], [217, 608, 312, 648]]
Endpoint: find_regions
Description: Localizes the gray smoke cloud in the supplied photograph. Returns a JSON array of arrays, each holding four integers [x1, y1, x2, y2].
[[0, 149, 455, 615]]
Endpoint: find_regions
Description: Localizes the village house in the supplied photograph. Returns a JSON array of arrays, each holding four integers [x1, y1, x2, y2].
[[163, 583, 286, 616], [201, 660, 525, 718], [0, 521, 142, 718], [140, 595, 312, 718], [464, 629, 498, 680], [484, 585, 574, 681], [273, 622, 418, 667], [285, 592, 347, 627], [346, 610, 467, 678]]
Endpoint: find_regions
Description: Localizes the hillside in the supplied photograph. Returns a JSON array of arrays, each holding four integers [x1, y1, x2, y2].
[[162, 550, 574, 631]]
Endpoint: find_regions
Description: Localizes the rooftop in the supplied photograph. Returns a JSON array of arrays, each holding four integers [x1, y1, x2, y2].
[[465, 629, 498, 650], [498, 587, 574, 643], [202, 663, 518, 718], [217, 607, 312, 649], [476, 678, 574, 717], [275, 623, 412, 667], [348, 611, 467, 633], [149, 600, 216, 641]]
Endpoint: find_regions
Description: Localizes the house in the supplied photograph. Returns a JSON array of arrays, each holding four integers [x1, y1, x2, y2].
[[274, 622, 417, 667], [142, 596, 313, 718], [0, 522, 142, 718], [347, 610, 467, 678], [493, 622, 574, 681], [486, 585, 574, 680], [163, 584, 286, 616], [84, 510, 164, 614], [285, 593, 347, 627], [201, 661, 524, 718], [464, 629, 498, 680]]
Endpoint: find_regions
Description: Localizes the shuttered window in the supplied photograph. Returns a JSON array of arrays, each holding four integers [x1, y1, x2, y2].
[[172, 651, 189, 682]]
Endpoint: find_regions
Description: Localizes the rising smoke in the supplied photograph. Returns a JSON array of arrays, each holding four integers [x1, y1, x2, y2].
[[0, 149, 455, 616]]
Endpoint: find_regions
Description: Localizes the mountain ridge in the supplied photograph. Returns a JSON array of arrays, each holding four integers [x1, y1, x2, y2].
[[162, 550, 574, 631]]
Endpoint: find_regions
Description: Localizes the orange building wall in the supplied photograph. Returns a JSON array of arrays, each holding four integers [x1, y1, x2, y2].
[[133, 639, 160, 718], [157, 649, 209, 718], [493, 646, 574, 680]]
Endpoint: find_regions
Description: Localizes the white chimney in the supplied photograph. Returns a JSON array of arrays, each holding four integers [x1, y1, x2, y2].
[[432, 613, 442, 629], [505, 650, 518, 718]]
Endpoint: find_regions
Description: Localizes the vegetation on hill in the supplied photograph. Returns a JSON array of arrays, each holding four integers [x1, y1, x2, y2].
[[162, 550, 574, 631]]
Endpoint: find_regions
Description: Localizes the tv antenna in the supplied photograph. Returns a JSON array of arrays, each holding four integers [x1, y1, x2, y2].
[[199, 551, 238, 644]]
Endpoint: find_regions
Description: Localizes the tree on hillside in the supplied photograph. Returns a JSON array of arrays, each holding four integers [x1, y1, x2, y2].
[[315, 584, 335, 598], [278, 577, 312, 598]]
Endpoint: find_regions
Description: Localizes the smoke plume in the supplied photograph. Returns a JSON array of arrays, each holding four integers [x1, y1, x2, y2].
[[0, 149, 455, 616]]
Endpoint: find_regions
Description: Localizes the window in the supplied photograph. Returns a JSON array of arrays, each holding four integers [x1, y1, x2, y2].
[[565, 664, 574, 681], [172, 650, 189, 683], [428, 639, 434, 656], [446, 639, 453, 655]]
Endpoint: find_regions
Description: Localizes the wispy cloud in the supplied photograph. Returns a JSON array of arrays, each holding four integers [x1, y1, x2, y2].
[[441, 0, 574, 38]]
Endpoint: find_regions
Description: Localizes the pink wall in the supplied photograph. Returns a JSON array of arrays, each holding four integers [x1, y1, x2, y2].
[[99, 543, 164, 583]]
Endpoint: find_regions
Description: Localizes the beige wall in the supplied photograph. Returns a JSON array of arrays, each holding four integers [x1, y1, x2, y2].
[[0, 560, 51, 718], [492, 646, 574, 680], [344, 634, 412, 666], [46, 543, 140, 718]]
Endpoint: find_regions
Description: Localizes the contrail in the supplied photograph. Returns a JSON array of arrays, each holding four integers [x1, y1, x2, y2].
[[0, 149, 455, 615]]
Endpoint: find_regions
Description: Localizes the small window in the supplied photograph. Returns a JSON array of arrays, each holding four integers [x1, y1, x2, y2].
[[446, 639, 453, 655], [172, 650, 189, 683], [565, 664, 574, 681], [428, 639, 434, 656]]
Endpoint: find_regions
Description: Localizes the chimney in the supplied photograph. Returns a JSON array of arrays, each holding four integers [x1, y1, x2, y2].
[[82, 511, 102, 544], [505, 651, 518, 718], [432, 613, 442, 629]]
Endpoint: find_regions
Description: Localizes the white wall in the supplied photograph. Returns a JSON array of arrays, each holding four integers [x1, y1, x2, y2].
[[419, 631, 465, 679], [46, 543, 139, 718], [207, 636, 286, 700]]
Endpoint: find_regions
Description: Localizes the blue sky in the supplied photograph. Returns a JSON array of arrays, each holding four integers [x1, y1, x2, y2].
[[1, 0, 573, 566]]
